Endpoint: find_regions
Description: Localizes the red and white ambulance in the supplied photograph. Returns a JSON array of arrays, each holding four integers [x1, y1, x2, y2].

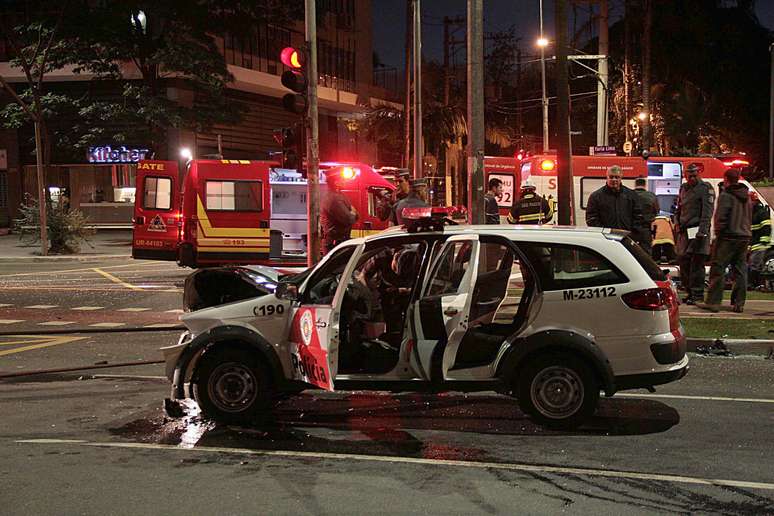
[[132, 159, 394, 267]]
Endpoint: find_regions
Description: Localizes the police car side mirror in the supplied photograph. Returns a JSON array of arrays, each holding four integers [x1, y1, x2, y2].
[[275, 282, 299, 301]]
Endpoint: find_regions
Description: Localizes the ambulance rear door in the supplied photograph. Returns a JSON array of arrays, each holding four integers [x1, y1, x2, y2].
[[132, 160, 180, 261]]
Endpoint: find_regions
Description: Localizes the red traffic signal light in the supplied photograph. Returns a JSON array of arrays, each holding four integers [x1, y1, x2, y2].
[[280, 47, 304, 69]]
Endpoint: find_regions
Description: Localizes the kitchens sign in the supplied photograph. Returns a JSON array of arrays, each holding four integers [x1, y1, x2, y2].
[[88, 146, 149, 164]]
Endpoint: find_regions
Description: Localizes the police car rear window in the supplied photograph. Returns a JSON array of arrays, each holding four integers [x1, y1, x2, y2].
[[621, 236, 664, 281], [518, 242, 627, 291]]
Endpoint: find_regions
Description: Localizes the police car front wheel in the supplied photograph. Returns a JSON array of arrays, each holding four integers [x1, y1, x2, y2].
[[516, 353, 599, 430], [194, 347, 273, 425]]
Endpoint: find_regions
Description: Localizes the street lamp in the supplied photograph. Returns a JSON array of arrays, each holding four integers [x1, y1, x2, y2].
[[538, 0, 549, 153], [637, 111, 648, 121]]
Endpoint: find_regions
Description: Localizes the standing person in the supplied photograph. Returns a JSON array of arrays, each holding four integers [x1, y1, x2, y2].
[[700, 169, 751, 313], [321, 171, 358, 255], [674, 163, 715, 305], [585, 165, 642, 231], [748, 191, 771, 290], [394, 178, 429, 225], [632, 176, 660, 256], [389, 170, 411, 225], [508, 178, 553, 224], [485, 178, 503, 224]]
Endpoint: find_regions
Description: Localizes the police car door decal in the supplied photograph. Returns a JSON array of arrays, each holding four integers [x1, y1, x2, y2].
[[288, 307, 333, 391]]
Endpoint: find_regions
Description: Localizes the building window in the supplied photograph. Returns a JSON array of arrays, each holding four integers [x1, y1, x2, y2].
[[143, 176, 172, 210], [206, 180, 263, 211]]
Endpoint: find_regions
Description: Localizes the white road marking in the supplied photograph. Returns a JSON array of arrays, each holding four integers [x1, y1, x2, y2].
[[165, 309, 184, 314], [617, 392, 774, 404], [0, 304, 13, 308], [143, 323, 180, 328], [90, 374, 166, 380], [116, 308, 151, 312], [0, 319, 24, 324], [37, 321, 75, 326], [88, 322, 126, 328], [71, 306, 104, 311], [16, 439, 774, 492], [24, 305, 58, 309]]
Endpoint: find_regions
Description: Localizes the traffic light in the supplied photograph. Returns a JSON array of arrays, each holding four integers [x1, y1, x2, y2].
[[280, 46, 308, 114], [272, 125, 306, 172]]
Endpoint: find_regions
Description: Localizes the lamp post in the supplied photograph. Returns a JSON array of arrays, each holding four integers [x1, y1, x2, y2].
[[538, 0, 549, 152]]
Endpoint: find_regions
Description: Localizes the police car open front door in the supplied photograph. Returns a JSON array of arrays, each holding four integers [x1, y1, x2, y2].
[[410, 235, 480, 381], [286, 244, 362, 391]]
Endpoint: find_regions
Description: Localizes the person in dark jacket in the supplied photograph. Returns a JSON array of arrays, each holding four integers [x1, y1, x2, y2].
[[485, 178, 503, 224], [674, 163, 715, 304], [585, 165, 642, 231], [508, 179, 553, 224], [748, 191, 771, 290], [387, 170, 411, 225], [394, 178, 429, 225], [699, 169, 752, 313], [321, 172, 358, 255], [632, 177, 659, 256]]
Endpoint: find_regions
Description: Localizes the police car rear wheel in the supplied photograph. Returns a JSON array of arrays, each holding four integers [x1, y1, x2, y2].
[[195, 347, 273, 425], [516, 354, 598, 430]]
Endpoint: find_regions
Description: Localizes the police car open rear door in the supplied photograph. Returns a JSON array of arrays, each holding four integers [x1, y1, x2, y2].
[[410, 234, 480, 381], [132, 160, 180, 261]]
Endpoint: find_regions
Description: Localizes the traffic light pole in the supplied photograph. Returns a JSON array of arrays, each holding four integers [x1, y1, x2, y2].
[[305, 0, 321, 265]]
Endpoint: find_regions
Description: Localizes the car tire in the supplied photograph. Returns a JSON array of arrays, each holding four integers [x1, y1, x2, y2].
[[194, 346, 273, 425], [515, 353, 599, 430]]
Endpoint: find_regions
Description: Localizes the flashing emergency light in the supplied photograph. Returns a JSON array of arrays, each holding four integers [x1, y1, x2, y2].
[[540, 159, 556, 171], [401, 206, 467, 221], [280, 47, 303, 69], [341, 166, 357, 179], [722, 159, 750, 167], [180, 148, 193, 161]]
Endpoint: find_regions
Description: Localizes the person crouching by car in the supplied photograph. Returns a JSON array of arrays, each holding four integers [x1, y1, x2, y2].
[[699, 168, 752, 313], [321, 171, 358, 255]]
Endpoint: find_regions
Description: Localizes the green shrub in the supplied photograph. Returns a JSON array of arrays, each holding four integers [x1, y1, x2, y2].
[[14, 197, 95, 254]]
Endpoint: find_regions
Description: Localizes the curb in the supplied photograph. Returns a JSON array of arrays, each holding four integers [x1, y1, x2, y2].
[[687, 338, 774, 356], [0, 254, 132, 263]]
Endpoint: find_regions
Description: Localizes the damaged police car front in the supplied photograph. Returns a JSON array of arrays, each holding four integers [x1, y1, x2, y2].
[[163, 210, 688, 430]]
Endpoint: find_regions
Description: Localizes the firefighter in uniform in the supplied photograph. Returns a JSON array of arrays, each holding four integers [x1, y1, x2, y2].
[[749, 191, 772, 290], [508, 178, 553, 224], [321, 170, 358, 255]]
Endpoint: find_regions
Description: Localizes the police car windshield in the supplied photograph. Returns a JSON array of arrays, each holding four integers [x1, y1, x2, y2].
[[621, 237, 664, 281]]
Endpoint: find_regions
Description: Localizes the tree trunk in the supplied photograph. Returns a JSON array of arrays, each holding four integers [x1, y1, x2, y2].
[[641, 0, 652, 152]]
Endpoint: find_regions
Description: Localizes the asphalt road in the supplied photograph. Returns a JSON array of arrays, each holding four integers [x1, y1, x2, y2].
[[2, 260, 774, 514]]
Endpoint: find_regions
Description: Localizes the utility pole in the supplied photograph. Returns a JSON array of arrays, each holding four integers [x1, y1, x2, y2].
[[596, 0, 609, 146], [404, 0, 412, 169], [467, 0, 485, 224], [539, 0, 549, 152], [443, 16, 452, 205], [305, 0, 320, 266], [770, 43, 774, 180], [555, 0, 574, 225], [624, 0, 631, 148], [413, 0, 423, 179]]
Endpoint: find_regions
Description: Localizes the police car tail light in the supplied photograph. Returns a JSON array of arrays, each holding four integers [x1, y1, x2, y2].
[[622, 287, 670, 311]]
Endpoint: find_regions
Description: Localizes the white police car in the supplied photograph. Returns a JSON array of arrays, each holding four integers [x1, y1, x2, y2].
[[162, 208, 687, 429]]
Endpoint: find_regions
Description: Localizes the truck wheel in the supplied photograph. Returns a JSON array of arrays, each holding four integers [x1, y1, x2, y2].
[[194, 347, 273, 425], [515, 353, 599, 430]]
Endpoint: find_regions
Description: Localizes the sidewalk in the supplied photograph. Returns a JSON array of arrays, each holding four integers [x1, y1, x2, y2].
[[0, 229, 132, 262]]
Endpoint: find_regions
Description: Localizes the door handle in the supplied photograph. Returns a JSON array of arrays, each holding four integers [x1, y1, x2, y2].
[[315, 320, 328, 328], [443, 308, 458, 317]]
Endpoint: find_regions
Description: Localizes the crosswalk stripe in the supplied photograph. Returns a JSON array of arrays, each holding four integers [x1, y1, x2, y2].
[[71, 306, 104, 311], [0, 319, 24, 324], [116, 308, 151, 312], [38, 321, 76, 326], [24, 305, 58, 309], [88, 322, 126, 328]]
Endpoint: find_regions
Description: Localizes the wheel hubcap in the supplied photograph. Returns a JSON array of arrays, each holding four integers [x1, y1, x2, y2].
[[531, 366, 584, 419], [208, 363, 258, 413]]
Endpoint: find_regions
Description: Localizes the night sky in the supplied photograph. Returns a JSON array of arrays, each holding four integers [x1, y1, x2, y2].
[[372, 0, 774, 70]]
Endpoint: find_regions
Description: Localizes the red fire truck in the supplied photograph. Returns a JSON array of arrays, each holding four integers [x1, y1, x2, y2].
[[518, 154, 765, 225], [132, 159, 395, 267]]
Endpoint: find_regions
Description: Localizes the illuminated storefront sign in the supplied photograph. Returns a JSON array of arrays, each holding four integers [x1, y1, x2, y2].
[[88, 146, 149, 164]]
